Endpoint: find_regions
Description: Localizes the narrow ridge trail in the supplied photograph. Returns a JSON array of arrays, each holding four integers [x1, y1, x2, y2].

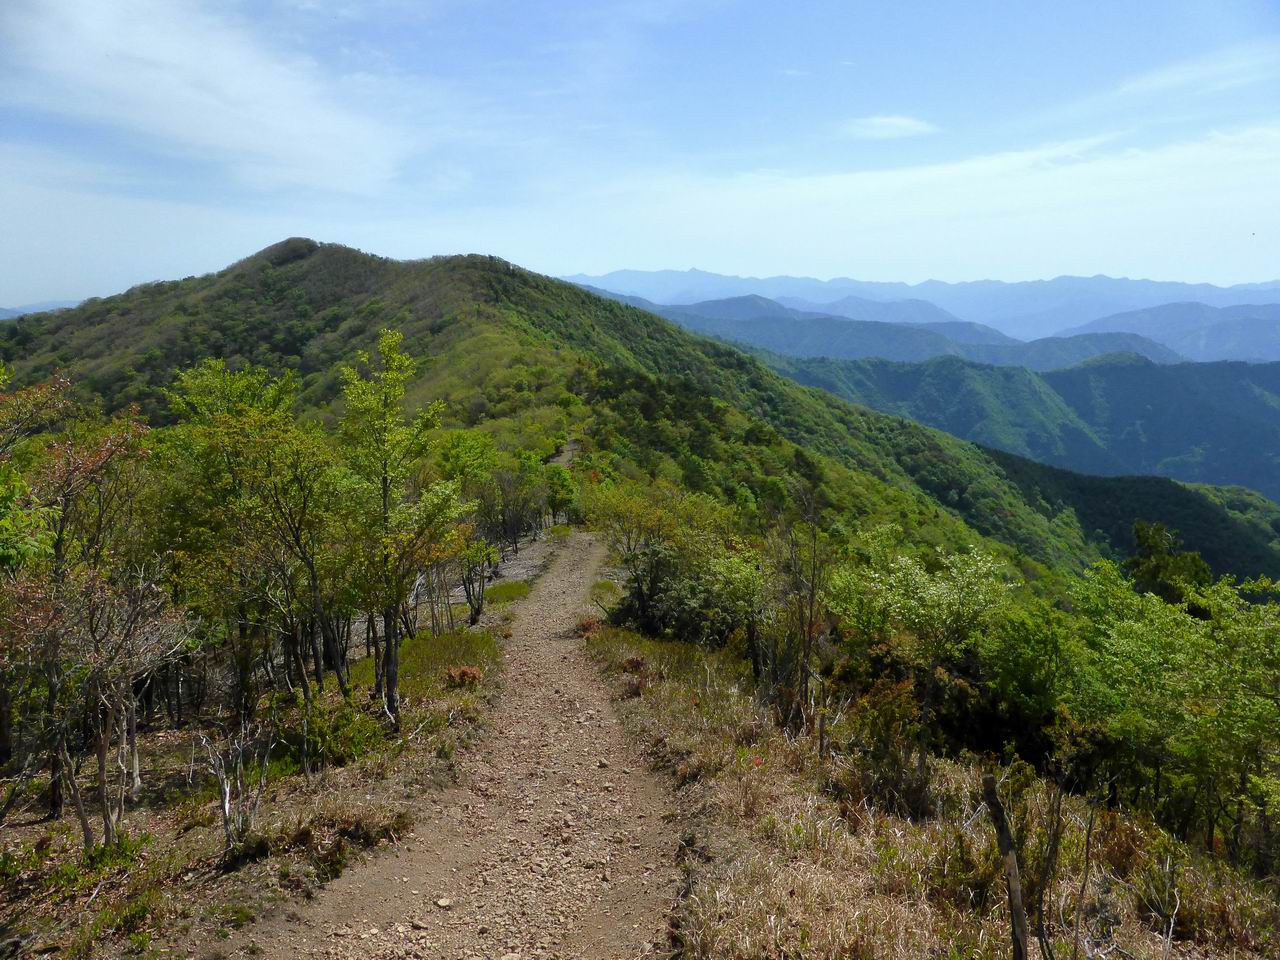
[[235, 533, 679, 960]]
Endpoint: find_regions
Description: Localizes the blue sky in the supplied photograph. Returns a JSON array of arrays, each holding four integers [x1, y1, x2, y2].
[[1, 0, 1278, 303]]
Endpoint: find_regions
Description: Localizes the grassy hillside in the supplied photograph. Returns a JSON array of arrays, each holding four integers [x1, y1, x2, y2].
[[6, 237, 1279, 578], [763, 350, 1280, 503]]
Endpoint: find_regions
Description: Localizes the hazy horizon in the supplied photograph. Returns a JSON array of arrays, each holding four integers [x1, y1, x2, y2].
[[8, 237, 1280, 312], [3, 1, 1279, 303]]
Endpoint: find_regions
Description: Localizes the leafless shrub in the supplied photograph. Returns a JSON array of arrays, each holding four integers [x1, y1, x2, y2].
[[199, 717, 277, 855]]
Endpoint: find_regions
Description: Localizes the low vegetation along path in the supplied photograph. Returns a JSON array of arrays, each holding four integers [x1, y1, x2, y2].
[[237, 533, 679, 960]]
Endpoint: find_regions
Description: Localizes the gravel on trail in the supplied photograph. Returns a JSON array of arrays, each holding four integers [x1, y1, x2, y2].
[[231, 532, 679, 960]]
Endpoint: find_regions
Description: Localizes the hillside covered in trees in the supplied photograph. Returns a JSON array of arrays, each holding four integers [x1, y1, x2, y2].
[[763, 350, 1280, 502], [5, 239, 1280, 958], [5, 238, 1279, 579]]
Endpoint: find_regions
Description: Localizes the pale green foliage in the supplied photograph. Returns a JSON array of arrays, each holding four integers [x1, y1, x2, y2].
[[1068, 562, 1280, 852], [0, 465, 53, 572], [339, 329, 442, 502], [828, 544, 1009, 664], [583, 479, 761, 646], [167, 359, 296, 422], [437, 430, 499, 490], [338, 329, 463, 724]]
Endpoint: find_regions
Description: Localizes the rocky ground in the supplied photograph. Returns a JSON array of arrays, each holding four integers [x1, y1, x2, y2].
[[230, 532, 679, 960]]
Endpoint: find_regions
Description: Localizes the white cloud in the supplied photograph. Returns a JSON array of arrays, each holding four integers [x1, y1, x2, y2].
[[0, 0, 412, 193], [839, 115, 939, 140]]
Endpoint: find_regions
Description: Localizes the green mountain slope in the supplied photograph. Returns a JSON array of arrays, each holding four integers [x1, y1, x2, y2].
[[962, 332, 1183, 368], [6, 238, 1278, 577], [762, 350, 1280, 503], [769, 353, 1120, 473]]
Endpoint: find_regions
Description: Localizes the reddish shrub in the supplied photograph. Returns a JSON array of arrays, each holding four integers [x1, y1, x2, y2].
[[444, 665, 483, 689]]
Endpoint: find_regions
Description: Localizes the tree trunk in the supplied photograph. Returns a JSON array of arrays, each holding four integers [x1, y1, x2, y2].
[[0, 680, 12, 767], [60, 742, 94, 850], [308, 619, 324, 691], [46, 683, 64, 820], [309, 565, 347, 696], [382, 606, 401, 729], [983, 774, 1029, 960], [289, 624, 312, 704], [370, 614, 384, 698], [127, 695, 141, 801], [95, 685, 118, 848]]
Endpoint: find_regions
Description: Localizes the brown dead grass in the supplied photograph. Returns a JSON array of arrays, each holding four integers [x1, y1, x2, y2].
[[587, 624, 1280, 960]]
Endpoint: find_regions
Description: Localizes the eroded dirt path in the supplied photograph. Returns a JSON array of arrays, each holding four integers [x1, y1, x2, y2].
[[234, 533, 678, 960]]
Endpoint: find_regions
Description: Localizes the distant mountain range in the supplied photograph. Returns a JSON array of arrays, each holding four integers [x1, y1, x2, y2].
[[1057, 302, 1280, 361], [579, 288, 1183, 371], [0, 300, 79, 320], [572, 281, 1280, 502], [565, 268, 1280, 340], [776, 293, 966, 327], [763, 351, 1280, 501]]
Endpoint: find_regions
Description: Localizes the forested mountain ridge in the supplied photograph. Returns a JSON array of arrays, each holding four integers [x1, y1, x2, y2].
[[5, 237, 1280, 578], [763, 350, 1280, 502], [637, 292, 1019, 344]]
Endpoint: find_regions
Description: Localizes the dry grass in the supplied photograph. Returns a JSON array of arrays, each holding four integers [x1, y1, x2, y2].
[[586, 625, 1280, 960]]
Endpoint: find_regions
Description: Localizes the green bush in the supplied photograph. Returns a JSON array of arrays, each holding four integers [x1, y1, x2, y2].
[[302, 699, 387, 767]]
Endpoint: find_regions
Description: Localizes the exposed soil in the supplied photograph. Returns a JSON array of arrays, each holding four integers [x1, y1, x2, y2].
[[229, 532, 679, 960]]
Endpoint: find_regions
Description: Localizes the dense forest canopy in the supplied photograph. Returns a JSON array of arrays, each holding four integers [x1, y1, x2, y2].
[[763, 350, 1280, 503]]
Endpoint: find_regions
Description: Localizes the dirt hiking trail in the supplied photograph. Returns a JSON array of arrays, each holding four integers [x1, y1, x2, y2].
[[232, 533, 679, 960]]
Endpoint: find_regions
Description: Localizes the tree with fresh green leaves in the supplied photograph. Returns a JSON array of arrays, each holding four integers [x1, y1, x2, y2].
[[828, 544, 1008, 786], [1124, 519, 1212, 605], [339, 330, 461, 727]]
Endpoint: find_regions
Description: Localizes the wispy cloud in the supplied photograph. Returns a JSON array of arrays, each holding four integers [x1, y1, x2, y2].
[[504, 126, 1280, 283], [0, 0, 413, 193], [1115, 39, 1280, 97], [839, 115, 939, 140]]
